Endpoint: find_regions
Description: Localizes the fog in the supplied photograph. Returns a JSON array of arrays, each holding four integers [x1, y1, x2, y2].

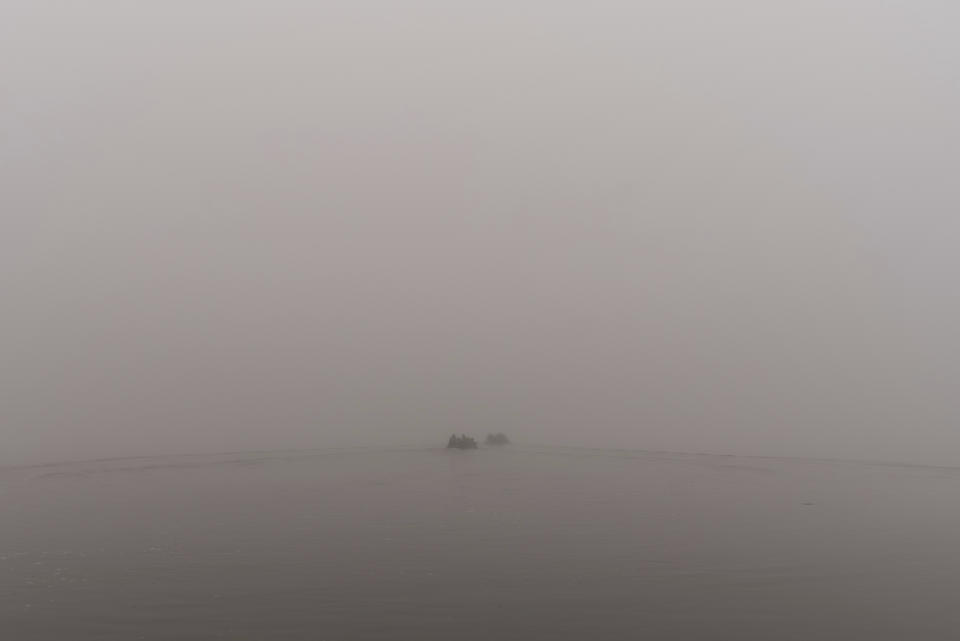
[[2, 1, 958, 466]]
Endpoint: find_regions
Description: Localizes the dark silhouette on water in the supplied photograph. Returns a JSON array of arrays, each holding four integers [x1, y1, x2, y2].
[[447, 434, 478, 449], [485, 433, 510, 446]]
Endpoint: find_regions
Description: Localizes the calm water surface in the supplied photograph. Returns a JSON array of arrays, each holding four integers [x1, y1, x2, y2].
[[3, 446, 960, 639]]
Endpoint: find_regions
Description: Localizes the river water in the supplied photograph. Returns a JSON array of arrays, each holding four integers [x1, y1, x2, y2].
[[3, 445, 960, 639]]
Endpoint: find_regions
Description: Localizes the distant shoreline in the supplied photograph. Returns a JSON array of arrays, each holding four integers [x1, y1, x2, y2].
[[4, 443, 959, 475]]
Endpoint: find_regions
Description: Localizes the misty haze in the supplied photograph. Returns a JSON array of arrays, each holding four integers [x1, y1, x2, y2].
[[3, 1, 959, 639]]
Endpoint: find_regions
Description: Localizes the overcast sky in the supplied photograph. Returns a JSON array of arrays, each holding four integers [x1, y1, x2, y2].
[[2, 1, 958, 465]]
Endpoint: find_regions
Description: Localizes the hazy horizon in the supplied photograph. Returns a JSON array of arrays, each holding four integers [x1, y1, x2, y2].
[[4, 1, 959, 467]]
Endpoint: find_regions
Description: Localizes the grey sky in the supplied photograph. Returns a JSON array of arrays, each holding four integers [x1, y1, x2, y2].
[[2, 1, 958, 465]]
